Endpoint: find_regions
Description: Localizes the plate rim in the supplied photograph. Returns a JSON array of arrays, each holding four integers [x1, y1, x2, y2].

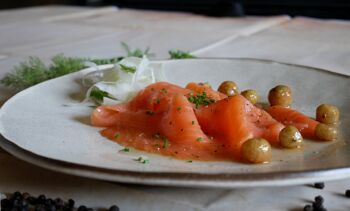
[[2, 134, 350, 188], [1, 57, 349, 188]]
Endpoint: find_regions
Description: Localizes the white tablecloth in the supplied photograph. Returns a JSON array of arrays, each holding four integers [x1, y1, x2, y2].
[[0, 6, 349, 211]]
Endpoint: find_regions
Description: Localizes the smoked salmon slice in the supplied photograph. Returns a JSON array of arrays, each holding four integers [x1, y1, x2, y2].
[[265, 105, 319, 139], [92, 82, 217, 160], [195, 95, 285, 156]]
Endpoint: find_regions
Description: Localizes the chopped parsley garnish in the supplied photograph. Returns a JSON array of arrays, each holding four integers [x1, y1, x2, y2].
[[114, 134, 120, 139], [120, 147, 129, 152], [177, 107, 182, 111], [197, 137, 204, 142], [188, 92, 215, 108], [89, 88, 116, 105], [119, 64, 136, 73], [145, 110, 155, 115], [156, 98, 161, 104], [160, 88, 168, 94], [153, 133, 170, 149], [187, 160, 193, 163], [169, 50, 196, 59], [191, 120, 195, 125], [162, 137, 170, 149], [135, 156, 149, 164]]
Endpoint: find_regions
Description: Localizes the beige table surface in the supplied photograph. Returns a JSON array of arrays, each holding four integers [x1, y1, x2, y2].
[[0, 6, 350, 211]]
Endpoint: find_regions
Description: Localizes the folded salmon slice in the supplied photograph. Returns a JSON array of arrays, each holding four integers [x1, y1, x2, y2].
[[266, 106, 319, 139], [195, 95, 285, 156], [92, 82, 219, 160]]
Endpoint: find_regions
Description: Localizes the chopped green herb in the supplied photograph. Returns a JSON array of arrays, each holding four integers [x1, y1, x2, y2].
[[120, 147, 129, 152], [119, 64, 136, 73], [169, 50, 196, 59], [188, 92, 215, 108], [154, 144, 161, 148], [89, 88, 115, 105], [191, 120, 195, 125], [162, 137, 170, 149], [160, 88, 168, 94], [197, 137, 204, 142], [187, 160, 193, 163], [114, 134, 120, 139], [135, 156, 149, 164], [121, 42, 154, 58], [177, 107, 182, 111], [156, 98, 161, 104], [145, 110, 155, 115]]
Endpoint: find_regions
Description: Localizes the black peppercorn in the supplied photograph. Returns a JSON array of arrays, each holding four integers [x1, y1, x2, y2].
[[1, 198, 12, 209], [314, 182, 325, 189], [78, 205, 87, 211], [109, 205, 120, 211], [345, 189, 350, 198], [37, 195, 46, 204], [315, 195, 324, 204], [68, 199, 75, 208], [27, 196, 37, 205], [13, 191, 22, 200], [54, 198, 64, 208]]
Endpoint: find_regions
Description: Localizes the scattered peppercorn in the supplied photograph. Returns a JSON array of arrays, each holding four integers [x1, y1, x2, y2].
[[0, 191, 120, 211], [54, 198, 64, 208], [312, 201, 324, 210], [303, 194, 328, 211], [314, 182, 325, 189], [346, 189, 350, 198], [78, 205, 87, 211], [37, 195, 46, 204], [315, 195, 324, 204], [109, 205, 120, 211]]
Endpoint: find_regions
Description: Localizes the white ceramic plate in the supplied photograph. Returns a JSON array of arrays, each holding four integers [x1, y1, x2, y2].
[[1, 58, 349, 188]]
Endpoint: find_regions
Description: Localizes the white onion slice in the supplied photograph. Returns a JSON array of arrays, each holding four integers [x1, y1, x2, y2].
[[83, 56, 166, 105]]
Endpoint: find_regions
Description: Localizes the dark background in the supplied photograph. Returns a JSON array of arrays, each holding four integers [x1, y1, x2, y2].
[[2, 0, 350, 19]]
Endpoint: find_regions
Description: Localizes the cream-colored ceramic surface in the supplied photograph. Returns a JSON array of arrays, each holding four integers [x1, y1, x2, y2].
[[0, 59, 349, 186]]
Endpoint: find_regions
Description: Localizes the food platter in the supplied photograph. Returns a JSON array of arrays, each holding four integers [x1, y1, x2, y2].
[[0, 58, 349, 188]]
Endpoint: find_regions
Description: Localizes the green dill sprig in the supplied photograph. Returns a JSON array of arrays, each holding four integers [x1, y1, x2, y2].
[[121, 42, 154, 58], [188, 92, 215, 108], [0, 42, 154, 91], [169, 50, 196, 59], [0, 55, 86, 90]]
